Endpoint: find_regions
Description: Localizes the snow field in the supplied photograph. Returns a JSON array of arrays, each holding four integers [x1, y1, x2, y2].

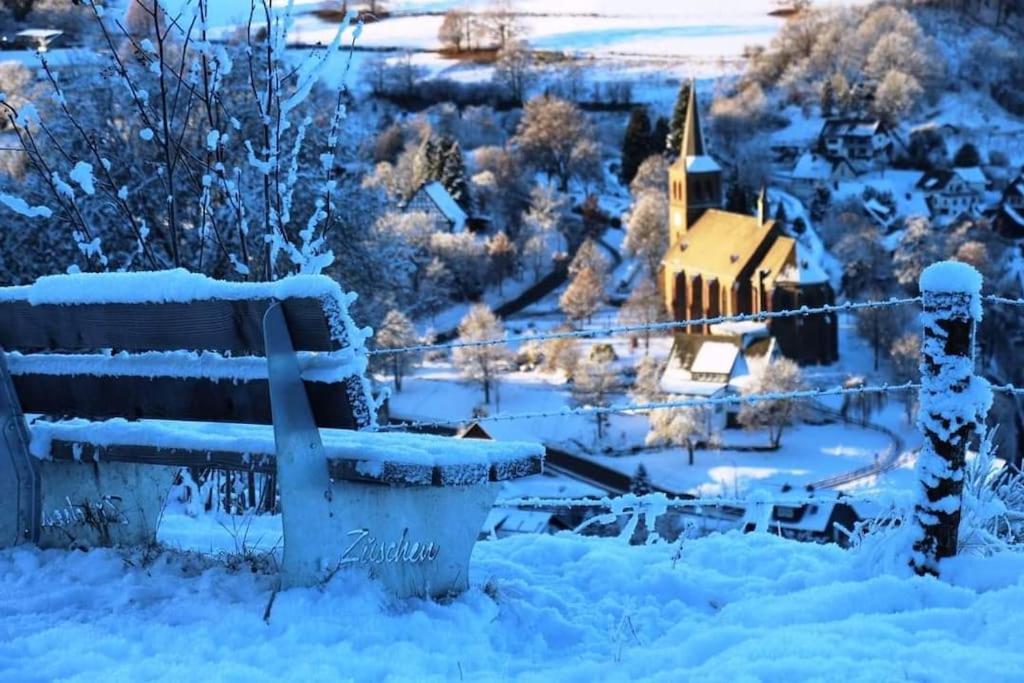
[[2, 524, 1024, 681]]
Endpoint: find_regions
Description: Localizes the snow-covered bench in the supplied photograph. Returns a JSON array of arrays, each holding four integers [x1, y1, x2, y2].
[[0, 270, 542, 598]]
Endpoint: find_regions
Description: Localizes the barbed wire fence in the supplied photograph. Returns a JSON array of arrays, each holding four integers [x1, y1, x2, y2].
[[374, 267, 1021, 566]]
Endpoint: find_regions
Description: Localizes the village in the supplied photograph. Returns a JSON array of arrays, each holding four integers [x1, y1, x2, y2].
[[2, 1, 1024, 679]]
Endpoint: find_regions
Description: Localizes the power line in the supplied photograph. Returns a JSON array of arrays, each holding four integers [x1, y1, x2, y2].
[[369, 297, 922, 357], [381, 381, 919, 432]]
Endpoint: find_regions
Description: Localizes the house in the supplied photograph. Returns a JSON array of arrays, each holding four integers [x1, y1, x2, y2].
[[742, 493, 861, 546], [995, 171, 1024, 239], [14, 29, 63, 52], [915, 169, 982, 223], [785, 152, 857, 201], [403, 181, 467, 233], [817, 117, 896, 171], [659, 323, 779, 429], [661, 82, 838, 366]]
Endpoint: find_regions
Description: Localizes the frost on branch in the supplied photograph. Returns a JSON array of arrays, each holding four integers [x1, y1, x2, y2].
[[910, 261, 992, 575]]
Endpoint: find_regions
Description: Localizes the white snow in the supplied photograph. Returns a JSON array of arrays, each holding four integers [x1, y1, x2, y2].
[[690, 341, 740, 376], [421, 180, 467, 233], [28, 417, 542, 470], [3, 522, 1024, 680], [685, 155, 722, 173], [69, 161, 96, 195], [0, 192, 52, 219]]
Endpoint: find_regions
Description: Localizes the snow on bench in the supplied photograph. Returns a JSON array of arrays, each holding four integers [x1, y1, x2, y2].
[[0, 270, 543, 598], [27, 418, 543, 488]]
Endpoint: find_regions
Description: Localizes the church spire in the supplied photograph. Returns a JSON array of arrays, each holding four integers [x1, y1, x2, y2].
[[680, 80, 705, 158]]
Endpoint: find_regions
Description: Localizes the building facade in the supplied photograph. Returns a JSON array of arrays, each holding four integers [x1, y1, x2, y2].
[[660, 83, 838, 366]]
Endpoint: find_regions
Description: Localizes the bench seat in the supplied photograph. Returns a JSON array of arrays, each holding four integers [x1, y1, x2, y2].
[[27, 417, 544, 487]]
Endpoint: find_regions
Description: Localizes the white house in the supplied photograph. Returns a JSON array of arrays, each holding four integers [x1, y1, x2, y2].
[[403, 181, 468, 233], [915, 169, 983, 223], [817, 118, 896, 171], [785, 152, 858, 200]]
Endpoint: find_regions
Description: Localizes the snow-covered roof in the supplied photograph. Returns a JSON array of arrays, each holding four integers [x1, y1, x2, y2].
[[790, 153, 849, 181], [421, 181, 467, 233], [685, 155, 721, 173], [708, 321, 769, 338], [690, 341, 739, 376], [777, 245, 829, 285], [820, 118, 882, 139], [16, 29, 63, 39], [658, 369, 728, 397], [955, 166, 986, 186]]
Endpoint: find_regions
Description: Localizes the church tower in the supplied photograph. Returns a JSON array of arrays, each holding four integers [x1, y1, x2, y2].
[[668, 82, 722, 245]]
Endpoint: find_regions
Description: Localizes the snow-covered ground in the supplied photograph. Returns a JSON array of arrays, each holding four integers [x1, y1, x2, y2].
[[4, 518, 1024, 681]]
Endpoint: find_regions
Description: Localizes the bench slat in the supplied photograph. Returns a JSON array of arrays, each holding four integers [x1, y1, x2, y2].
[[16, 374, 359, 428], [44, 441, 544, 487], [0, 298, 338, 354]]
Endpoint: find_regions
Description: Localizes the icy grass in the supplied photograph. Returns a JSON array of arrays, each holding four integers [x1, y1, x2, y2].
[[2, 526, 1024, 681]]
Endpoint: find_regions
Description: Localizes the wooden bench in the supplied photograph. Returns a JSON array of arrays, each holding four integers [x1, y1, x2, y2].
[[0, 270, 542, 598]]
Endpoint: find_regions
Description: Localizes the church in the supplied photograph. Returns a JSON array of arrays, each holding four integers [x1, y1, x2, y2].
[[659, 84, 838, 366]]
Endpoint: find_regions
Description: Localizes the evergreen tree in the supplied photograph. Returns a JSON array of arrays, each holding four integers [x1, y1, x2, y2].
[[630, 464, 653, 495], [724, 172, 753, 215], [666, 81, 691, 153], [953, 142, 981, 168], [620, 107, 653, 185], [649, 116, 669, 158], [820, 77, 836, 116], [439, 136, 471, 210]]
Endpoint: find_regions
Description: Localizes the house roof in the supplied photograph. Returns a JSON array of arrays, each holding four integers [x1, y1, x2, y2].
[[777, 244, 829, 285], [662, 209, 780, 283], [954, 166, 986, 186], [754, 235, 797, 289], [790, 152, 854, 182], [820, 118, 882, 139], [915, 169, 966, 193], [419, 181, 467, 232], [690, 341, 740, 376]]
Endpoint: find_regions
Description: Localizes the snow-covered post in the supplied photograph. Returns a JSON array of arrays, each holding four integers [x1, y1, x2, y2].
[[911, 261, 992, 575]]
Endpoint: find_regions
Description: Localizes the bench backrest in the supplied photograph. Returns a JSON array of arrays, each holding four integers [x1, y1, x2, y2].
[[0, 269, 376, 430]]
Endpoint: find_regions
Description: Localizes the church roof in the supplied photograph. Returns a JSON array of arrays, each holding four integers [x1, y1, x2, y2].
[[682, 81, 705, 157], [662, 209, 780, 282], [754, 235, 797, 288]]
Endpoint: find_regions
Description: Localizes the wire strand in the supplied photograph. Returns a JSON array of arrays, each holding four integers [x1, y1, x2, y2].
[[381, 381, 920, 431], [369, 297, 922, 357]]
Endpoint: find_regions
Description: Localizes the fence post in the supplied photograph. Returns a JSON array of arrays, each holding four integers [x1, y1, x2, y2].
[[911, 261, 991, 575]]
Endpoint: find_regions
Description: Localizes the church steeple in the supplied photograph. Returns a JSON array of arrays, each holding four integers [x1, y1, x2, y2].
[[681, 83, 705, 158], [667, 79, 722, 244]]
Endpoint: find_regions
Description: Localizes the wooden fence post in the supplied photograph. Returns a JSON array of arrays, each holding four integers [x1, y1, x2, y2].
[[911, 261, 991, 575]]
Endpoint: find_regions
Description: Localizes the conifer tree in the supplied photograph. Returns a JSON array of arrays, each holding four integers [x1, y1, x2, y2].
[[666, 81, 691, 153], [620, 107, 653, 185], [649, 116, 669, 157], [439, 137, 471, 210], [560, 265, 604, 325], [724, 172, 753, 215], [630, 464, 654, 495]]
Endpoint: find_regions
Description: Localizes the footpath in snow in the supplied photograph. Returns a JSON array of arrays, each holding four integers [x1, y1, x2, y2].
[[2, 515, 1024, 682]]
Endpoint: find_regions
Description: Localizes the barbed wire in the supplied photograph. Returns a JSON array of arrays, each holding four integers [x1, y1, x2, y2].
[[983, 294, 1024, 307], [492, 492, 902, 511], [992, 384, 1024, 397], [368, 297, 922, 358], [381, 381, 919, 432]]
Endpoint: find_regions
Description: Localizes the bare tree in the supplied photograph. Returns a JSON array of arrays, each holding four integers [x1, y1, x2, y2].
[[487, 230, 517, 293], [513, 95, 598, 191], [494, 40, 533, 104], [560, 265, 604, 325], [624, 192, 668, 278], [618, 279, 665, 353], [856, 290, 910, 370], [452, 304, 512, 404], [629, 155, 669, 198], [646, 406, 712, 466], [438, 9, 471, 52], [738, 358, 804, 449], [572, 354, 618, 439], [630, 355, 663, 406], [374, 309, 418, 392], [543, 331, 580, 378], [893, 216, 943, 294], [890, 332, 920, 423]]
